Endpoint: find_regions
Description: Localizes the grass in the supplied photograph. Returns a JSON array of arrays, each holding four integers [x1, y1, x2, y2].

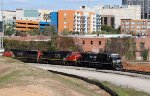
[[52, 74, 101, 96], [0, 57, 105, 96], [100, 81, 150, 96], [3, 57, 149, 96]]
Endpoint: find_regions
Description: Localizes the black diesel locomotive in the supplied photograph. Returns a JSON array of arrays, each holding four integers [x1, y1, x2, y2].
[[3, 49, 122, 70], [76, 52, 122, 70]]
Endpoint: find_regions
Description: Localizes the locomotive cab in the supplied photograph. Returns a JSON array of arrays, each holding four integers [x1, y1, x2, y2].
[[96, 53, 122, 70], [64, 52, 81, 66], [110, 54, 123, 70]]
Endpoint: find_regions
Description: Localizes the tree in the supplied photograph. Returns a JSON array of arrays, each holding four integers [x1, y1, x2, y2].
[[56, 36, 83, 51], [101, 25, 114, 33], [26, 26, 57, 36], [3, 39, 57, 51], [61, 29, 71, 35], [116, 26, 121, 34], [142, 49, 149, 61], [101, 25, 121, 34], [4, 24, 16, 36], [42, 26, 56, 36], [105, 38, 136, 61], [16, 30, 27, 37], [41, 26, 58, 50], [27, 28, 41, 36]]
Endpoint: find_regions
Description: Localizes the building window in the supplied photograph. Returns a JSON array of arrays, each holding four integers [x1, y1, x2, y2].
[[104, 17, 107, 25], [91, 41, 93, 45], [64, 18, 67, 20], [99, 41, 101, 45], [64, 26, 67, 28], [111, 17, 114, 28], [64, 22, 67, 24], [83, 40, 85, 45], [148, 15, 150, 19], [140, 42, 145, 50], [64, 13, 67, 16]]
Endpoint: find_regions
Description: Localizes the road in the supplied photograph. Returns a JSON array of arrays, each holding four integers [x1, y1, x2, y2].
[[29, 64, 150, 94]]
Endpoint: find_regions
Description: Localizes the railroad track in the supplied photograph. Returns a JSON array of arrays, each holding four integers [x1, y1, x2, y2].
[[29, 63, 150, 79], [122, 69, 150, 75]]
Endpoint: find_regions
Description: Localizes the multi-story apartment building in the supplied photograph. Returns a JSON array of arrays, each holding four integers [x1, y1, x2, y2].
[[122, 0, 150, 19], [58, 10, 77, 33], [121, 19, 150, 36], [58, 10, 100, 33], [80, 6, 101, 32]]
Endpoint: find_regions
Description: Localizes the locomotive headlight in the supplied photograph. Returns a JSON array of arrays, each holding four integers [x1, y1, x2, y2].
[[113, 60, 117, 64]]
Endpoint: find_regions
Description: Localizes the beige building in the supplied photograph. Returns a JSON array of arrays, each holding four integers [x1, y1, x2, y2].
[[95, 5, 141, 29], [101, 15, 115, 28], [81, 5, 141, 29], [121, 19, 150, 36]]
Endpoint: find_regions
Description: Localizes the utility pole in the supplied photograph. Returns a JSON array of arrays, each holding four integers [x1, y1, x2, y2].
[[0, 0, 4, 53]]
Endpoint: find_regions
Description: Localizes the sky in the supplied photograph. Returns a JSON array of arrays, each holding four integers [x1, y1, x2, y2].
[[2, 0, 122, 10]]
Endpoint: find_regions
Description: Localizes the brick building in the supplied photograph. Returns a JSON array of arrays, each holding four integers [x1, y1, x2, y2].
[[121, 19, 150, 36], [73, 35, 150, 61], [77, 36, 106, 52], [135, 37, 150, 60]]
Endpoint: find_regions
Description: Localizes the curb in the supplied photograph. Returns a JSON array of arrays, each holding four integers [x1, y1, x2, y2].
[[48, 70, 118, 96]]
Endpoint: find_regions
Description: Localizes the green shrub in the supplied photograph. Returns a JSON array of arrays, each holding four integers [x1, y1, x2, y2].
[[142, 49, 149, 61]]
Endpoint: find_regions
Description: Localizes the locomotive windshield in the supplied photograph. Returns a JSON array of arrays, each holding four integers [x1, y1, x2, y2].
[[111, 54, 121, 59]]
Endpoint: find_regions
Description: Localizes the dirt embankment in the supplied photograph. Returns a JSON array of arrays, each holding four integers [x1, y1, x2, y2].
[[123, 61, 150, 72], [0, 57, 110, 96]]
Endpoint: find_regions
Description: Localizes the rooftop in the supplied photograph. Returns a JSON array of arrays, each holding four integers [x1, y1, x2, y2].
[[65, 34, 133, 38]]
